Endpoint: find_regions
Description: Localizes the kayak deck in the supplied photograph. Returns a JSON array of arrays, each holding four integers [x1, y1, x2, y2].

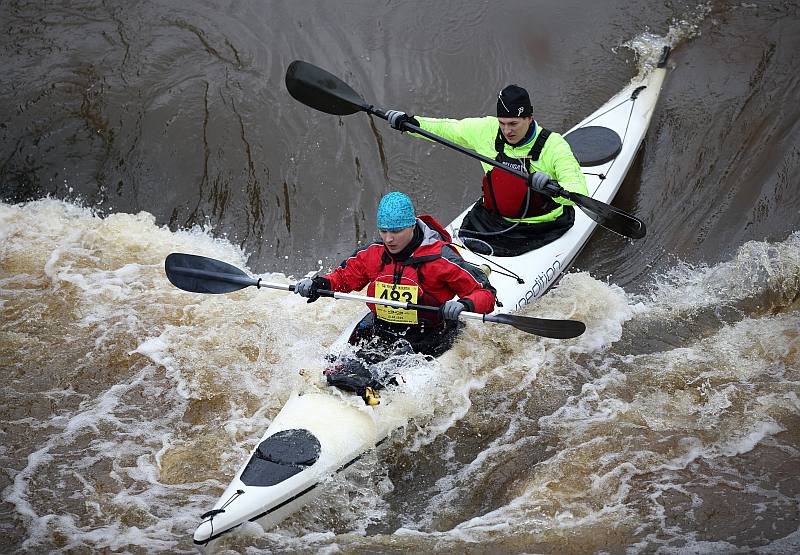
[[193, 391, 392, 544]]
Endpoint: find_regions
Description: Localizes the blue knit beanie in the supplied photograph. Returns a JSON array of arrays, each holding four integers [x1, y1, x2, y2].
[[377, 192, 416, 231]]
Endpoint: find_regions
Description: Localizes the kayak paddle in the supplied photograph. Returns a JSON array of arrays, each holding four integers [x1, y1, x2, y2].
[[165, 253, 586, 340], [285, 60, 646, 240]]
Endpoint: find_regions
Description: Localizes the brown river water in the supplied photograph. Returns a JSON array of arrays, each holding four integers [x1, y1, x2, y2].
[[1, 1, 799, 553]]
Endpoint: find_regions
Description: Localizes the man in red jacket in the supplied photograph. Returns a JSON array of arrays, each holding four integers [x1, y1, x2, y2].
[[294, 192, 496, 358]]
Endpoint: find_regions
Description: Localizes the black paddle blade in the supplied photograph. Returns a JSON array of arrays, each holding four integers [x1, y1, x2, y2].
[[165, 253, 258, 294], [486, 313, 586, 339], [285, 60, 369, 116], [569, 192, 647, 239]]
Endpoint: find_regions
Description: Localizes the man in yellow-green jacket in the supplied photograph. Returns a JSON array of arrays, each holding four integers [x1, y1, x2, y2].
[[384, 85, 587, 256]]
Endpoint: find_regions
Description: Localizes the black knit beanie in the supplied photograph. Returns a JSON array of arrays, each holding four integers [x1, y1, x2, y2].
[[497, 84, 533, 118]]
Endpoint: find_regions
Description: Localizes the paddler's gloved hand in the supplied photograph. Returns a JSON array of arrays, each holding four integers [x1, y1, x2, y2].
[[441, 299, 468, 321], [528, 171, 551, 191], [293, 276, 331, 303], [385, 110, 419, 131]]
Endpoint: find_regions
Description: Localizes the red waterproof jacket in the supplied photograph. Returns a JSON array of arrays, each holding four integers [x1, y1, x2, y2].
[[324, 215, 496, 327]]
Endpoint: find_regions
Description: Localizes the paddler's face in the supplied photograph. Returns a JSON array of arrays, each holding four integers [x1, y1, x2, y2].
[[498, 116, 532, 144], [379, 225, 415, 254]]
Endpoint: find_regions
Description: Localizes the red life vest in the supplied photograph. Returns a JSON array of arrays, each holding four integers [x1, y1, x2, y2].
[[481, 128, 558, 218]]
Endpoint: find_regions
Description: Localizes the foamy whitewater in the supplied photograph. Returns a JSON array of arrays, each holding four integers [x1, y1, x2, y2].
[[1, 197, 798, 554], [2, 3, 800, 552]]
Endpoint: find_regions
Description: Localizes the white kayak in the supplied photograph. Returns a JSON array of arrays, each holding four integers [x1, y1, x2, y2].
[[192, 47, 670, 545]]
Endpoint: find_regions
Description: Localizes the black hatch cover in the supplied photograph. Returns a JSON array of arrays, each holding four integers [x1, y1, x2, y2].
[[240, 429, 322, 487], [563, 126, 622, 167]]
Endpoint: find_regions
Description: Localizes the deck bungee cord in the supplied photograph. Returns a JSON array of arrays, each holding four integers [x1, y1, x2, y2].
[[457, 246, 524, 285], [198, 489, 245, 545]]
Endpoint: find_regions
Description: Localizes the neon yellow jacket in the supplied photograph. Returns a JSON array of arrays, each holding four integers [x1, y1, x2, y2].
[[413, 116, 587, 223]]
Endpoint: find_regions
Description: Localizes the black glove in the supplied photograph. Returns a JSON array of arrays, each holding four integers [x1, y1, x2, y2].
[[293, 276, 330, 303], [441, 299, 467, 321], [528, 171, 551, 191], [385, 110, 418, 131]]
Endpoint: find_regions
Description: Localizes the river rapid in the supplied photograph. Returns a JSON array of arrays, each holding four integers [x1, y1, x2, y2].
[[1, 1, 799, 554]]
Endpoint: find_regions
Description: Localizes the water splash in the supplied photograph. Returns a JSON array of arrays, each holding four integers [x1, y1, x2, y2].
[[3, 193, 799, 553], [621, 2, 712, 74]]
